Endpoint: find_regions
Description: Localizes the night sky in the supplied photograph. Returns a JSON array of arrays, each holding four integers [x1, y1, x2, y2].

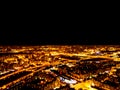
[[0, 3, 119, 45], [0, 9, 119, 45]]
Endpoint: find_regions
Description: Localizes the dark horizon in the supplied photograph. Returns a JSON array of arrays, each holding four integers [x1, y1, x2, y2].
[[0, 31, 119, 45]]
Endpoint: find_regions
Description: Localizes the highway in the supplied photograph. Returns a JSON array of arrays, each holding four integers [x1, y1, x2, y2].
[[0, 65, 47, 90], [0, 61, 62, 90]]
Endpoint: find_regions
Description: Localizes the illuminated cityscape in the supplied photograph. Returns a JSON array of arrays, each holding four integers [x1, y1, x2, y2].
[[0, 45, 120, 90]]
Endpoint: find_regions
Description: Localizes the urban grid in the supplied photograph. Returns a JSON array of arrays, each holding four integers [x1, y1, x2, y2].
[[0, 45, 120, 90]]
